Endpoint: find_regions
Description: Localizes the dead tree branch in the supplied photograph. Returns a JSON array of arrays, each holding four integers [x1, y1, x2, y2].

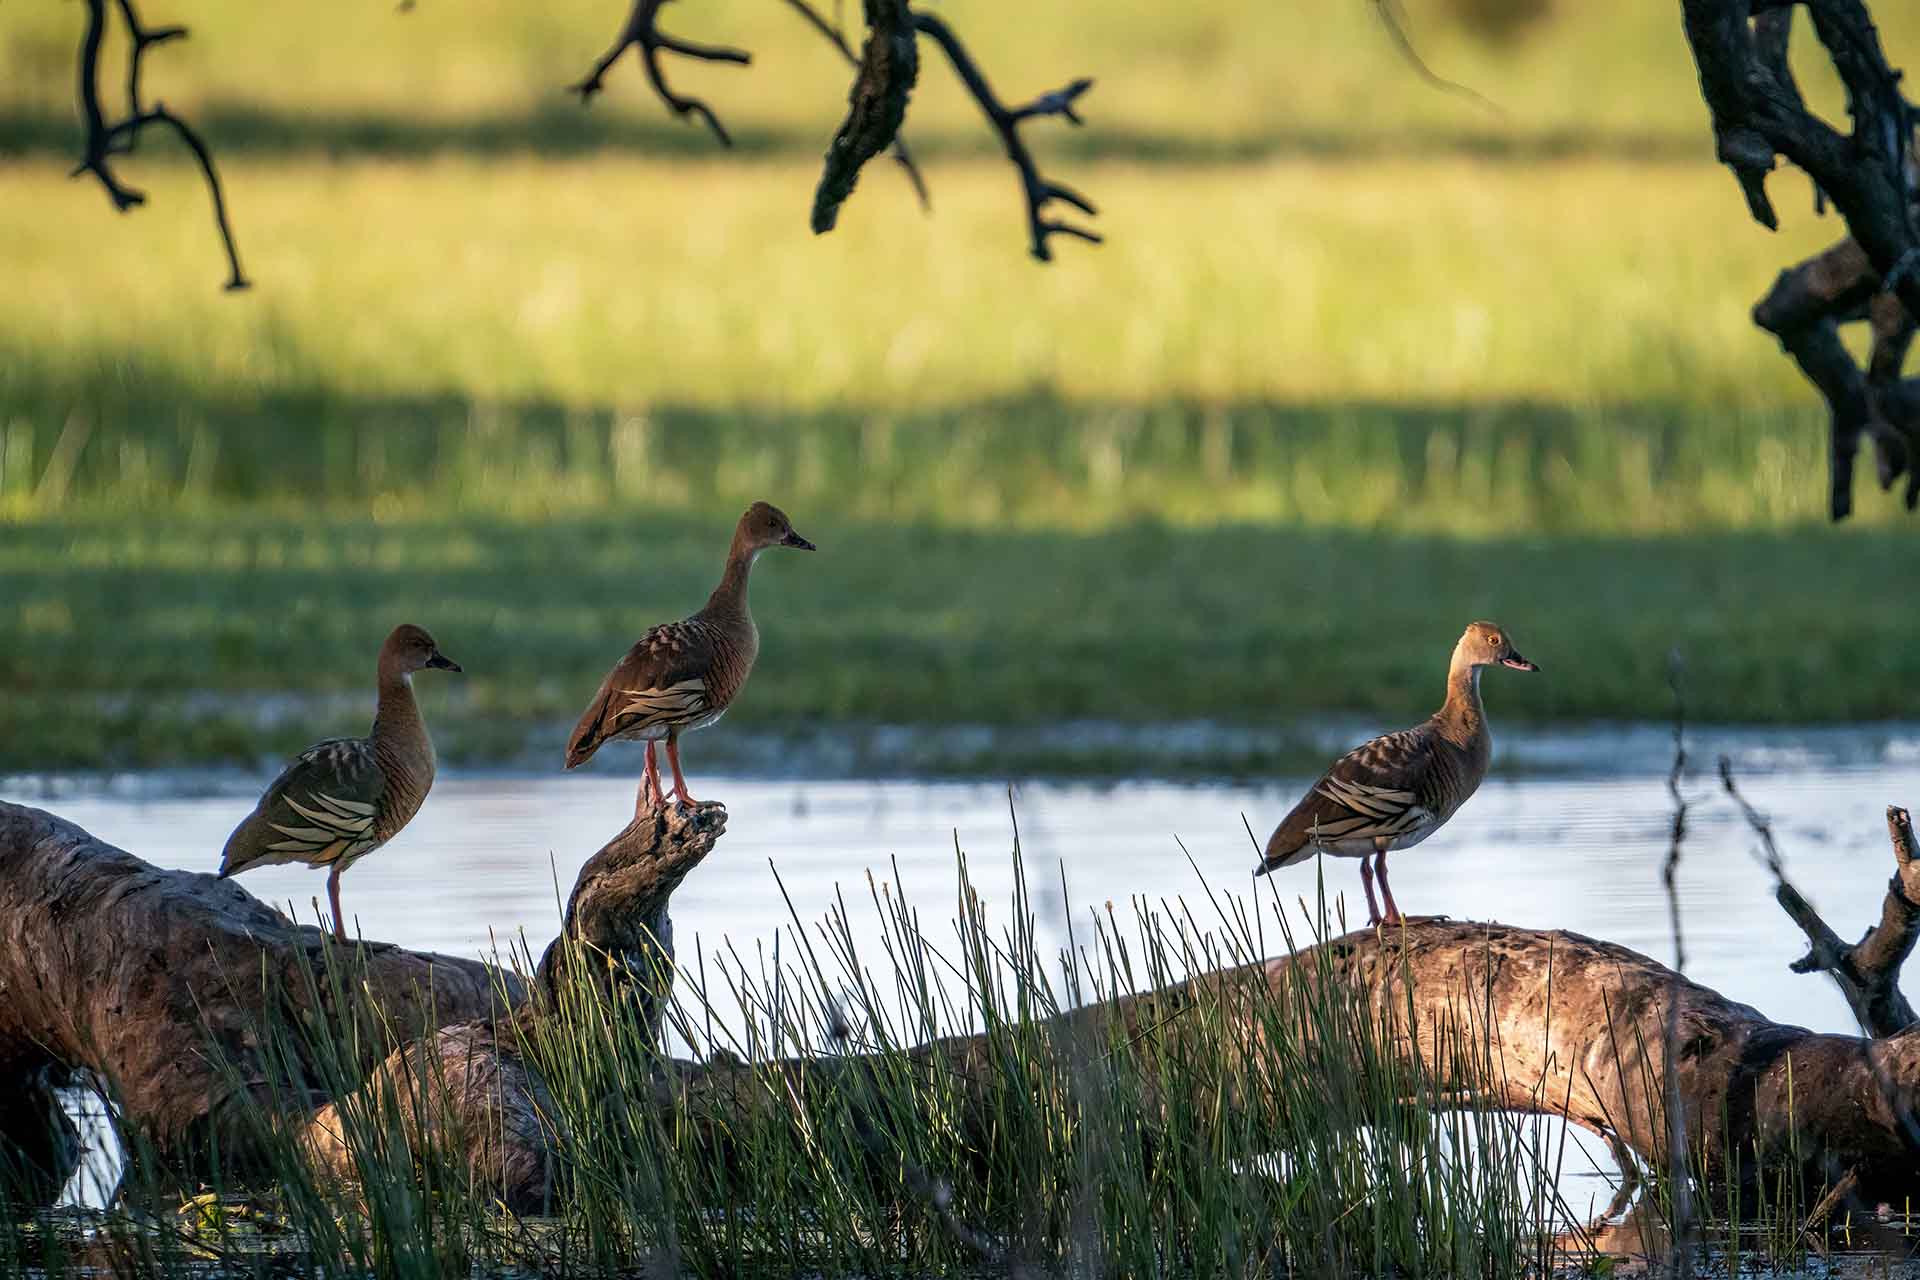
[[1679, 0, 1918, 519], [786, 0, 929, 214], [572, 0, 752, 147], [811, 0, 920, 234], [1728, 758, 1920, 1038], [71, 0, 248, 291], [911, 13, 1099, 262]]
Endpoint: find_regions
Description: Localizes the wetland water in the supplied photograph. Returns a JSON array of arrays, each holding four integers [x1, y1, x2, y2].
[[7, 721, 1918, 1221]]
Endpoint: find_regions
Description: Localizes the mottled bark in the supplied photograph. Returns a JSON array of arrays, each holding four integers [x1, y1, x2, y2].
[[0, 802, 505, 1176], [304, 802, 728, 1211]]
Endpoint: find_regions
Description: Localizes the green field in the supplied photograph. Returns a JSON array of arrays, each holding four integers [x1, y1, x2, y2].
[[3, 3, 1917, 772]]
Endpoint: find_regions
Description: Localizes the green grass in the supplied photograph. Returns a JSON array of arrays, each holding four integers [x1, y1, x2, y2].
[[4, 507, 1917, 772], [4, 46, 1918, 769], [0, 156, 1876, 414]]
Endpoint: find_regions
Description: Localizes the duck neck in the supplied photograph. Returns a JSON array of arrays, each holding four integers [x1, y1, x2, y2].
[[1437, 650, 1486, 747], [705, 534, 760, 619], [372, 666, 431, 761]]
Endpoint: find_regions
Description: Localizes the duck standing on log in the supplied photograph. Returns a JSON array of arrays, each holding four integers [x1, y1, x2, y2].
[[565, 501, 815, 813], [1255, 620, 1539, 925], [219, 623, 462, 941]]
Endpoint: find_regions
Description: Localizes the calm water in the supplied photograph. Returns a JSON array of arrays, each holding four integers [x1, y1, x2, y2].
[[7, 724, 1919, 1221]]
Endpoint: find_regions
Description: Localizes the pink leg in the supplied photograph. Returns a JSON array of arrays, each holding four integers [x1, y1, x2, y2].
[[327, 863, 347, 943], [1359, 854, 1382, 927], [636, 741, 664, 815], [1376, 845, 1404, 925], [665, 735, 696, 807]]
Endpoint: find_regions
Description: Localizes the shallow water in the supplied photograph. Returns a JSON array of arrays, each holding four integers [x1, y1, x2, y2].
[[7, 724, 1919, 1223]]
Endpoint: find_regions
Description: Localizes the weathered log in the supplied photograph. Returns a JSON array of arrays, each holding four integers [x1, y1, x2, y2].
[[302, 802, 728, 1211], [0, 802, 509, 1182], [10, 796, 1920, 1219], [650, 919, 1920, 1204]]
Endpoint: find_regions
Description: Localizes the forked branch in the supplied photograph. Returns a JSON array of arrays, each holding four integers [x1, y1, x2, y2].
[[912, 13, 1099, 262], [1722, 757, 1920, 1038], [71, 0, 248, 291], [572, 0, 751, 147]]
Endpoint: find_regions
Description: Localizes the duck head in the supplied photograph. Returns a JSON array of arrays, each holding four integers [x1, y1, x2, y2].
[[381, 623, 463, 676], [1459, 620, 1538, 673], [737, 500, 816, 554]]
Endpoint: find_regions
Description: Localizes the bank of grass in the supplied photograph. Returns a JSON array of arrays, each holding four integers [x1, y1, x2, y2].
[[3, 507, 1915, 772]]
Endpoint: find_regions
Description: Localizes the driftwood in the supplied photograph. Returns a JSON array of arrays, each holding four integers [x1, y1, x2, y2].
[[7, 794, 1920, 1218]]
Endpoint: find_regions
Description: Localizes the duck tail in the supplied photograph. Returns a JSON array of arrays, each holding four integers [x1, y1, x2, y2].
[[1252, 834, 1309, 878]]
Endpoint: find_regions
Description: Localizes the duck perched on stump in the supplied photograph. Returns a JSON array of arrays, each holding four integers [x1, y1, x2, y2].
[[1255, 621, 1538, 926], [219, 623, 462, 941], [566, 501, 815, 813]]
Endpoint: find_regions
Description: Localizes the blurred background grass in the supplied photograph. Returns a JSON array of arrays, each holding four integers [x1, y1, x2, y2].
[[2, 0, 1917, 770]]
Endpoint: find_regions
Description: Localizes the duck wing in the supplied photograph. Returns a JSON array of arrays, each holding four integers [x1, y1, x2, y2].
[[1257, 723, 1442, 874], [220, 737, 387, 877], [565, 619, 719, 767]]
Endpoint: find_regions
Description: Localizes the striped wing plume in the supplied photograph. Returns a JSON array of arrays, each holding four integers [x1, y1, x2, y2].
[[220, 738, 387, 876], [566, 620, 718, 766], [1258, 726, 1439, 873]]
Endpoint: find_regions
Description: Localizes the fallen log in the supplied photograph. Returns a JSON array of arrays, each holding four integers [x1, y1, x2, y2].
[[5, 795, 1920, 1219], [0, 802, 510, 1188]]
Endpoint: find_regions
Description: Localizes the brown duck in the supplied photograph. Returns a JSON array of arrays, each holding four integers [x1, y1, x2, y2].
[[219, 623, 462, 941], [566, 501, 814, 811], [1255, 621, 1538, 926]]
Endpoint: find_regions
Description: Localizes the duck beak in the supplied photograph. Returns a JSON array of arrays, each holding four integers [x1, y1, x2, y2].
[[426, 650, 463, 672], [1501, 652, 1539, 672], [782, 530, 817, 551]]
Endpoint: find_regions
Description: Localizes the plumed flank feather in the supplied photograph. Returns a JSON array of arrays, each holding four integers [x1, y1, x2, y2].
[[1257, 718, 1482, 875], [220, 738, 388, 877], [566, 615, 753, 765]]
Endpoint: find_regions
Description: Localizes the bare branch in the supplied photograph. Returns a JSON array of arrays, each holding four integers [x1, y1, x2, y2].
[[782, 0, 929, 210], [71, 0, 247, 291], [911, 12, 1099, 262], [1753, 234, 1919, 516], [1723, 755, 1920, 1038], [572, 0, 750, 148], [811, 0, 921, 233], [1659, 652, 1695, 1274]]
